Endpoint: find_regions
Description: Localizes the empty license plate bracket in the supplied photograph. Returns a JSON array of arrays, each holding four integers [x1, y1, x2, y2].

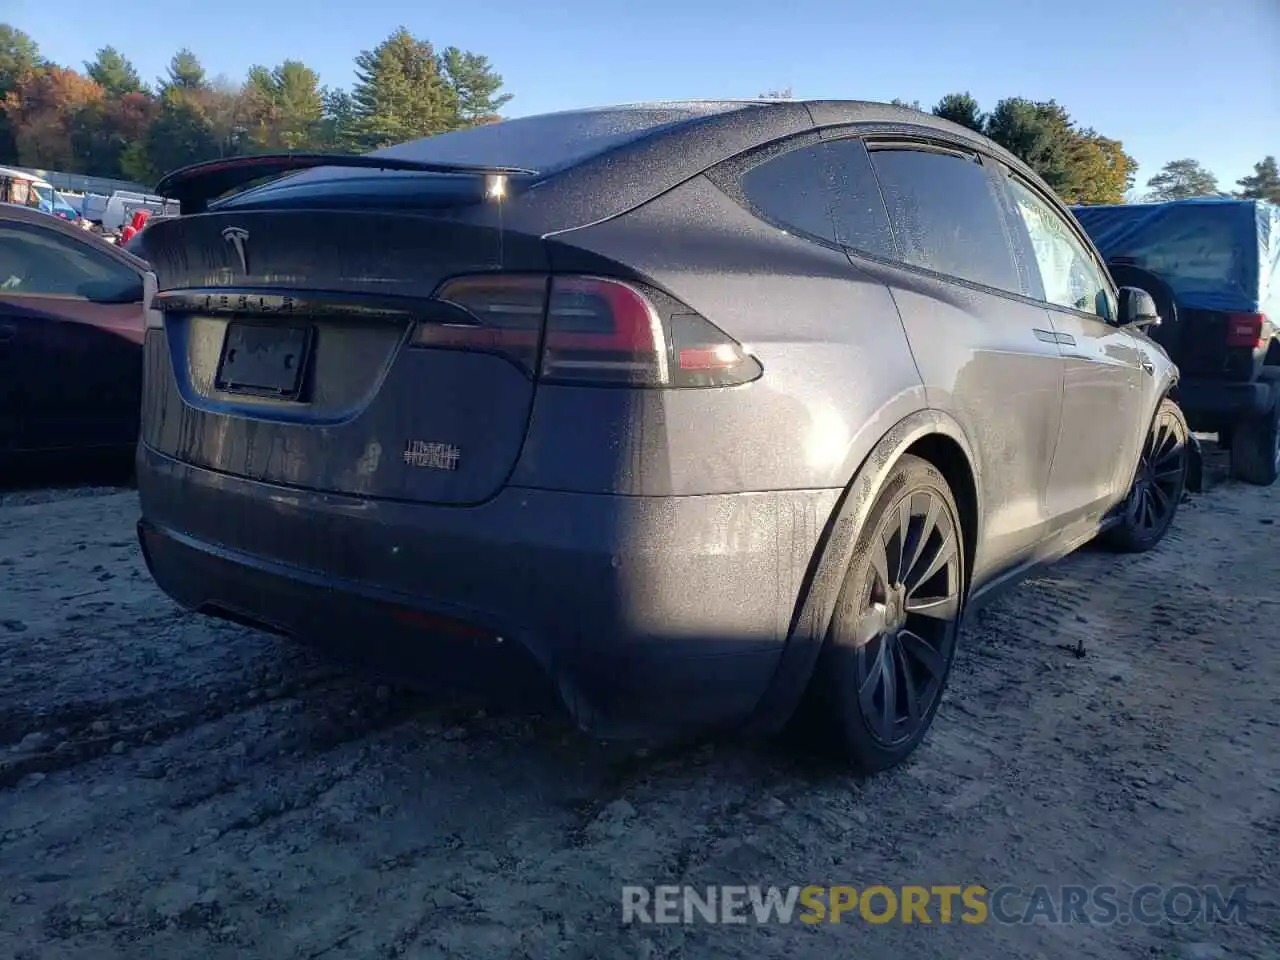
[[215, 322, 312, 400]]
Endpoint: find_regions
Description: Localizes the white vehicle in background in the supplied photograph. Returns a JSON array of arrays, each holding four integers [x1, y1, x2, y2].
[[100, 191, 179, 232], [0, 166, 80, 222]]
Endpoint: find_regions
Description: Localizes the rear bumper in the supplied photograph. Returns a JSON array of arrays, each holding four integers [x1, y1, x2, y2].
[[1175, 378, 1275, 422], [136, 443, 840, 739]]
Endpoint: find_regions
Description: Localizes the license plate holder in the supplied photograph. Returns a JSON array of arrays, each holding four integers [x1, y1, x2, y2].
[[215, 322, 312, 400]]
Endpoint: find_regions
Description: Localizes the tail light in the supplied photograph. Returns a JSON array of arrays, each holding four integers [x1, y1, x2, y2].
[[1225, 312, 1269, 348], [413, 274, 762, 388], [412, 274, 545, 372]]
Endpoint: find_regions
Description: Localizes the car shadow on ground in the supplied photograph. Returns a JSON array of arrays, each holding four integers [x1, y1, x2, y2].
[[0, 450, 134, 500]]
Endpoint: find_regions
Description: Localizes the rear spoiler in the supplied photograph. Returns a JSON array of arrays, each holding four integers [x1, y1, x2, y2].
[[154, 153, 539, 214]]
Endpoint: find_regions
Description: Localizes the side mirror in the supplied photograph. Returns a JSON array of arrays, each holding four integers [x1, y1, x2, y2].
[[1117, 286, 1161, 329]]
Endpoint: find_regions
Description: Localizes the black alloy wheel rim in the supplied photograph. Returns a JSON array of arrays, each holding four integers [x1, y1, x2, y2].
[[851, 490, 962, 747], [1126, 410, 1187, 535]]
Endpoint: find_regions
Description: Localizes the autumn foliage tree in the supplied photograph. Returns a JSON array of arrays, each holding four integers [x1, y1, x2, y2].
[[2, 65, 105, 170], [0, 21, 1262, 209], [0, 23, 513, 186]]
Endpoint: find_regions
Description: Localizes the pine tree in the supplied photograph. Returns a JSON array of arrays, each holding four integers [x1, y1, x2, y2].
[[85, 46, 144, 97], [1236, 156, 1280, 203], [349, 28, 456, 149]]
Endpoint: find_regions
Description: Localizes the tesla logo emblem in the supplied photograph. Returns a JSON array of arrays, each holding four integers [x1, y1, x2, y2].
[[403, 440, 460, 471], [221, 226, 250, 273]]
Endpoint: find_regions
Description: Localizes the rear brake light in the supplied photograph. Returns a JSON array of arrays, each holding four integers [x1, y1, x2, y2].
[[1225, 313, 1268, 348], [413, 274, 761, 389]]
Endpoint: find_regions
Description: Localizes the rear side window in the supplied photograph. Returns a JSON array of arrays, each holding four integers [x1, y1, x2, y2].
[[868, 147, 1020, 292], [740, 145, 837, 242], [738, 140, 897, 257], [821, 139, 897, 258]]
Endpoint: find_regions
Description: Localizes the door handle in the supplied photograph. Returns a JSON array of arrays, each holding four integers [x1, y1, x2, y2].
[[0, 323, 15, 342], [1140, 360, 1155, 376], [1033, 328, 1076, 347]]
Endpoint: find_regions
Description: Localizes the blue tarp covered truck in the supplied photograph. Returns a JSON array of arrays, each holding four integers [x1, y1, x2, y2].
[[1072, 199, 1280, 485]]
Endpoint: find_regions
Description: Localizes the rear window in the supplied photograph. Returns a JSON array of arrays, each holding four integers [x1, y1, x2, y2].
[[374, 103, 748, 173], [242, 102, 753, 204], [0, 223, 138, 298]]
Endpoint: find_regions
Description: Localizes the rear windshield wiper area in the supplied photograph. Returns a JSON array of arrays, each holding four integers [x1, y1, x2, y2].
[[155, 153, 540, 214]]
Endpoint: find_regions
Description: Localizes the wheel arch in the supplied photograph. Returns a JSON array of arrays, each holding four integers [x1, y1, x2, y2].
[[1144, 376, 1203, 494], [746, 408, 982, 733]]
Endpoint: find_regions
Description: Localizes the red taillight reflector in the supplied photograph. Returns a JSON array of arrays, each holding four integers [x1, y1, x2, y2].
[[1225, 313, 1266, 348], [678, 344, 747, 370]]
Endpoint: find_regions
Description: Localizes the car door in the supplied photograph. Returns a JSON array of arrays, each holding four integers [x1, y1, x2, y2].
[[819, 134, 1066, 581], [0, 217, 145, 453], [995, 169, 1151, 526]]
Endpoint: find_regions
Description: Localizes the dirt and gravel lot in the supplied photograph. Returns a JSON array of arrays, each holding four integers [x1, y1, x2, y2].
[[1, 457, 1277, 960]]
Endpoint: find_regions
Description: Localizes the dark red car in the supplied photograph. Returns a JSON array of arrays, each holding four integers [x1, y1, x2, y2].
[[0, 204, 155, 461]]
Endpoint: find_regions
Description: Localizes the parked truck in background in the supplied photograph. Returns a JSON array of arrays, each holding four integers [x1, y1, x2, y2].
[[99, 191, 179, 232], [1073, 199, 1280, 486]]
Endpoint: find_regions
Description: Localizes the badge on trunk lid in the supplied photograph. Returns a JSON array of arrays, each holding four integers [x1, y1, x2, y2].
[[222, 226, 250, 274], [403, 441, 461, 471]]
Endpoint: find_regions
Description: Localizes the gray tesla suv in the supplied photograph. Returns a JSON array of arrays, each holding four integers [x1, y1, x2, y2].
[[135, 99, 1189, 772]]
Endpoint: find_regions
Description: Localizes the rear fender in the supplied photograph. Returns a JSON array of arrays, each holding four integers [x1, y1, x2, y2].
[[746, 408, 981, 733]]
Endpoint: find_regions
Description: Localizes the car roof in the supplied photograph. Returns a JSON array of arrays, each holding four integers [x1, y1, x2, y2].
[[212, 98, 1046, 236], [0, 201, 147, 272], [503, 98, 1041, 233], [675, 97, 1032, 164]]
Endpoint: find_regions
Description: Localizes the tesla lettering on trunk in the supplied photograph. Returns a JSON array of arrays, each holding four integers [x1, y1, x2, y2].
[[403, 441, 461, 471]]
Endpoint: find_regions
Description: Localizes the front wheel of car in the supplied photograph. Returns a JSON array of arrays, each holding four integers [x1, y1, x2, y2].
[[807, 454, 966, 774], [1100, 397, 1190, 553]]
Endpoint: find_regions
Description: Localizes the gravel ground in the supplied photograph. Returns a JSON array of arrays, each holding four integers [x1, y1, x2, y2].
[[0, 456, 1277, 960]]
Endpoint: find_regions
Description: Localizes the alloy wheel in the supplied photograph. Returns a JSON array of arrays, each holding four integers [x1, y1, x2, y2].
[[1126, 409, 1188, 535], [850, 489, 962, 746]]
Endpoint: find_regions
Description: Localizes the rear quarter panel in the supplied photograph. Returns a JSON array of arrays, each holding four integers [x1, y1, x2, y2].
[[514, 173, 928, 497]]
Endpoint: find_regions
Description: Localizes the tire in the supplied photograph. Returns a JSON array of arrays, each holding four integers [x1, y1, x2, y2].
[[1229, 387, 1280, 487], [805, 454, 966, 774], [1100, 398, 1190, 553]]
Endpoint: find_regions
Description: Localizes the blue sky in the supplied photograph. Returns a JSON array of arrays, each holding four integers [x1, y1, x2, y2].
[[6, 0, 1277, 191]]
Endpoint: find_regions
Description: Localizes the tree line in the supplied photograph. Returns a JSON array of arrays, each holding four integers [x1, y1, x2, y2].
[[0, 23, 511, 186], [768, 88, 1279, 206], [1, 22, 1276, 206]]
